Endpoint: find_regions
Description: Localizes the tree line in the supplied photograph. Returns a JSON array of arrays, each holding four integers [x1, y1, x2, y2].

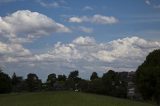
[[0, 69, 128, 98]]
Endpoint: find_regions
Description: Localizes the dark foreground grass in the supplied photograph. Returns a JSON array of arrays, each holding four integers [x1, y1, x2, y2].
[[0, 91, 154, 106]]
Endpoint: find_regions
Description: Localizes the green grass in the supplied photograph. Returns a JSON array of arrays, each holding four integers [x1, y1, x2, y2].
[[0, 91, 154, 106]]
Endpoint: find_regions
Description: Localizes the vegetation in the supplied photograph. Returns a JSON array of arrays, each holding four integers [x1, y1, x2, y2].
[[136, 49, 160, 106], [0, 91, 154, 106], [0, 70, 12, 93]]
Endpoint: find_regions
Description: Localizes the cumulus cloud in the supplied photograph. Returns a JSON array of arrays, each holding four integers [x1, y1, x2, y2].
[[0, 41, 31, 63], [73, 36, 95, 45], [0, 42, 30, 56], [1, 36, 160, 79], [68, 17, 83, 23], [2, 36, 160, 64], [0, 10, 70, 43], [12, 36, 159, 69], [68, 14, 118, 24], [0, 9, 70, 67]]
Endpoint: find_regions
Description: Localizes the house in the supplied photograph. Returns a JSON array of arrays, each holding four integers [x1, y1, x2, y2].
[[127, 72, 137, 99]]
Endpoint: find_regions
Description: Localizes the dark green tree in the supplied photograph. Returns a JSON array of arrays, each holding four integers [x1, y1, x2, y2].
[[78, 79, 89, 92], [0, 70, 12, 93], [57, 74, 66, 81], [88, 78, 105, 94], [90, 72, 99, 81], [47, 73, 56, 89], [102, 70, 117, 95], [68, 70, 79, 79], [26, 73, 41, 92], [67, 70, 81, 90], [12, 72, 24, 92], [136, 49, 160, 106]]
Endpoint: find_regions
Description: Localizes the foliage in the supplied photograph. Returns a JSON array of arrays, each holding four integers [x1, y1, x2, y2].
[[57, 75, 66, 81], [90, 72, 98, 81], [26, 73, 42, 92], [46, 73, 56, 90], [136, 49, 160, 106], [68, 70, 79, 79], [12, 73, 24, 92], [102, 70, 127, 97], [66, 70, 81, 90], [0, 71, 12, 93]]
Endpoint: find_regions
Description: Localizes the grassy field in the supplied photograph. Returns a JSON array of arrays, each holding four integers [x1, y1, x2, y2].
[[0, 91, 154, 106]]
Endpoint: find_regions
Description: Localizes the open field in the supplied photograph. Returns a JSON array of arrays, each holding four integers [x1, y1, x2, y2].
[[0, 91, 154, 106]]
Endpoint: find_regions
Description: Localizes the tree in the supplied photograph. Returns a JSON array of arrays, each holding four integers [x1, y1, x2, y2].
[[78, 79, 89, 92], [26, 73, 41, 92], [88, 78, 105, 94], [136, 49, 160, 106], [102, 70, 117, 95], [57, 74, 66, 81], [47, 73, 56, 90], [67, 70, 81, 90], [12, 72, 24, 92], [90, 72, 98, 81], [0, 71, 12, 93], [68, 70, 79, 79], [101, 70, 127, 97]]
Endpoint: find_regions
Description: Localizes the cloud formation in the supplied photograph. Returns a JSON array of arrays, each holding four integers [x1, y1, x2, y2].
[[145, 0, 160, 9], [34, 36, 160, 72], [145, 0, 151, 5], [0, 34, 160, 80], [83, 6, 93, 11], [68, 14, 118, 24], [0, 10, 70, 43]]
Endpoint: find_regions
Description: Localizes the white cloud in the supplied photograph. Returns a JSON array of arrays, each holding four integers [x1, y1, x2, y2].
[[27, 36, 160, 65], [0, 42, 31, 56], [0, 41, 31, 63], [145, 0, 160, 9], [39, 1, 59, 8], [73, 36, 95, 45], [2, 36, 159, 66], [145, 0, 151, 5], [83, 6, 93, 11], [1, 36, 160, 79], [0, 10, 70, 64], [68, 17, 83, 23], [68, 14, 118, 24], [37, 0, 70, 9], [92, 15, 118, 24], [0, 10, 70, 43]]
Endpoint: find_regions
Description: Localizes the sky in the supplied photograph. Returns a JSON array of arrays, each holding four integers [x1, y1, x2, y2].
[[0, 0, 160, 81]]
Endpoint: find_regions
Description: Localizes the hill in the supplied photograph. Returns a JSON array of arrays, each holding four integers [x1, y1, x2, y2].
[[0, 91, 153, 106]]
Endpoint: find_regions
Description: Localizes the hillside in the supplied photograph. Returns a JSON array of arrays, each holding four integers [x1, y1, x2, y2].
[[0, 91, 154, 106]]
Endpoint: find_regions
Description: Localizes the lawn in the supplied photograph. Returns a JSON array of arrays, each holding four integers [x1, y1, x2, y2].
[[0, 91, 154, 106]]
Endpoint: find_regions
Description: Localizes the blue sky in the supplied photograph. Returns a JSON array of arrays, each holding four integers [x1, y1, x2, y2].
[[0, 0, 160, 80]]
